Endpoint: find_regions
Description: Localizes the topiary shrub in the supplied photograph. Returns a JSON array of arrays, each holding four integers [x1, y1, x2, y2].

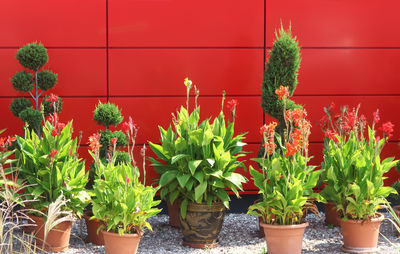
[[10, 42, 62, 134], [93, 102, 123, 130], [259, 24, 302, 156]]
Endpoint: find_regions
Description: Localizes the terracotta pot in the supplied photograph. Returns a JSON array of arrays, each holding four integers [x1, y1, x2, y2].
[[167, 200, 181, 228], [83, 211, 105, 245], [102, 229, 142, 254], [340, 213, 384, 253], [324, 202, 340, 227], [260, 221, 308, 254], [29, 214, 72, 252], [393, 205, 400, 233], [179, 201, 225, 248]]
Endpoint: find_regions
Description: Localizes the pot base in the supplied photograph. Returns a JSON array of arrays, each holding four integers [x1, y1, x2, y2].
[[183, 239, 219, 248], [341, 245, 377, 253]]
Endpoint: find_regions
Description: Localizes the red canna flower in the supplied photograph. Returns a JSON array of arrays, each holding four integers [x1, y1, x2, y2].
[[275, 86, 289, 100], [285, 143, 297, 157], [49, 149, 58, 158], [380, 121, 394, 139], [51, 128, 59, 137], [140, 144, 147, 157], [57, 122, 65, 131], [88, 133, 102, 153], [121, 122, 130, 134], [111, 138, 118, 146], [46, 93, 59, 107], [373, 109, 380, 124], [125, 173, 130, 184], [324, 130, 338, 142], [227, 99, 238, 112], [7, 136, 16, 144], [69, 148, 74, 157]]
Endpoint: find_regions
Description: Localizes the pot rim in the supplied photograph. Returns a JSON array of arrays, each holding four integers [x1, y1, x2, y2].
[[339, 212, 384, 223], [392, 205, 400, 212], [259, 221, 309, 229], [101, 229, 143, 238], [28, 214, 74, 223]]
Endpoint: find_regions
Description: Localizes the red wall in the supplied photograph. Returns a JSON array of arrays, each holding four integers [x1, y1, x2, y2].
[[1, 0, 399, 190]]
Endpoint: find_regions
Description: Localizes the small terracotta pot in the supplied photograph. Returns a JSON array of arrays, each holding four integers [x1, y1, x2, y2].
[[340, 213, 384, 253], [324, 202, 340, 227], [179, 201, 225, 248], [167, 201, 181, 228], [102, 230, 142, 254], [29, 214, 72, 252], [260, 221, 308, 254], [83, 211, 105, 245]]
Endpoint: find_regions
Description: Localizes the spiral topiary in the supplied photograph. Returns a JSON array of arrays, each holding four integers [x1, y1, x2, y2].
[[259, 24, 302, 156], [10, 42, 62, 134]]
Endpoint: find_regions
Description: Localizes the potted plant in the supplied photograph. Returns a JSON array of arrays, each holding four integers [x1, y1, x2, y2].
[[149, 78, 247, 248], [89, 116, 161, 254], [84, 101, 129, 245], [9, 42, 62, 136], [320, 104, 398, 252], [15, 97, 89, 252], [247, 86, 321, 254]]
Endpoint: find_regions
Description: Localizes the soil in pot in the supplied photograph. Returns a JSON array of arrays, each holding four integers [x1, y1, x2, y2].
[[83, 211, 105, 245], [29, 214, 72, 252], [179, 201, 225, 248], [340, 213, 384, 253], [324, 202, 340, 227], [102, 230, 143, 254], [167, 200, 181, 228], [260, 221, 308, 254]]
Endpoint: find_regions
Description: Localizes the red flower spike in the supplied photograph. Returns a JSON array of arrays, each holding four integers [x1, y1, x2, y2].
[[122, 122, 130, 134], [125, 173, 130, 184], [324, 130, 338, 142], [49, 149, 58, 158], [140, 144, 147, 157], [285, 143, 297, 157], [373, 109, 380, 124], [88, 133, 102, 153], [275, 86, 289, 100], [380, 121, 394, 139], [227, 99, 238, 112], [51, 128, 59, 137], [111, 138, 118, 146], [46, 93, 59, 103]]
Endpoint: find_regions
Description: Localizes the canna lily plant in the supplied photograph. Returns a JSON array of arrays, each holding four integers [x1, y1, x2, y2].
[[89, 116, 161, 236], [248, 86, 321, 225], [149, 78, 247, 218], [15, 95, 89, 217], [320, 104, 398, 220]]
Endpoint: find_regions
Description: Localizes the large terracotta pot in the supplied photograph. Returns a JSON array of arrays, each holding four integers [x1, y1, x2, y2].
[[324, 202, 340, 227], [83, 211, 105, 245], [393, 205, 400, 235], [167, 200, 181, 228], [179, 201, 225, 248], [29, 214, 72, 252], [102, 230, 142, 254], [340, 213, 384, 253], [260, 221, 308, 254]]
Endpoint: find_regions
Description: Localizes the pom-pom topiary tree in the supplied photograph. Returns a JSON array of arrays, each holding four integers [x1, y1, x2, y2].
[[9, 42, 62, 134], [87, 102, 129, 188], [259, 25, 302, 156]]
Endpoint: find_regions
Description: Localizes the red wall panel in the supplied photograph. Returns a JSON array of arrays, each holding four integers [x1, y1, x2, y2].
[[109, 49, 264, 96], [0, 0, 106, 47], [109, 0, 264, 47], [109, 96, 263, 144], [1, 49, 107, 97], [266, 0, 400, 47], [296, 49, 400, 95]]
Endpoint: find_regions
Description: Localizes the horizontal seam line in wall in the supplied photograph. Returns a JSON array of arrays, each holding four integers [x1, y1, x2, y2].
[[3, 94, 400, 99], [0, 46, 264, 50], [267, 46, 400, 50]]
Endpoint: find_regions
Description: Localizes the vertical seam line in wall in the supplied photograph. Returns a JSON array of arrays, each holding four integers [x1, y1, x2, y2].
[[262, 0, 266, 125], [106, 0, 109, 102]]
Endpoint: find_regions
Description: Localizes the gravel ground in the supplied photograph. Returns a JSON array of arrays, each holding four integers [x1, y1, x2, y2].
[[55, 212, 400, 254], [9, 212, 400, 253]]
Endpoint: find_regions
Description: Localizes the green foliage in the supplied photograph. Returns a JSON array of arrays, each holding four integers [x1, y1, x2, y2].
[[99, 130, 127, 150], [115, 151, 130, 164], [18, 108, 43, 132], [248, 138, 321, 225], [93, 102, 123, 129], [10, 98, 32, 117], [37, 70, 58, 91], [15, 121, 90, 216], [321, 129, 397, 220], [91, 162, 161, 235], [389, 180, 400, 206], [261, 25, 301, 135], [149, 85, 247, 219], [16, 42, 48, 71], [42, 95, 63, 117], [10, 71, 33, 92]]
